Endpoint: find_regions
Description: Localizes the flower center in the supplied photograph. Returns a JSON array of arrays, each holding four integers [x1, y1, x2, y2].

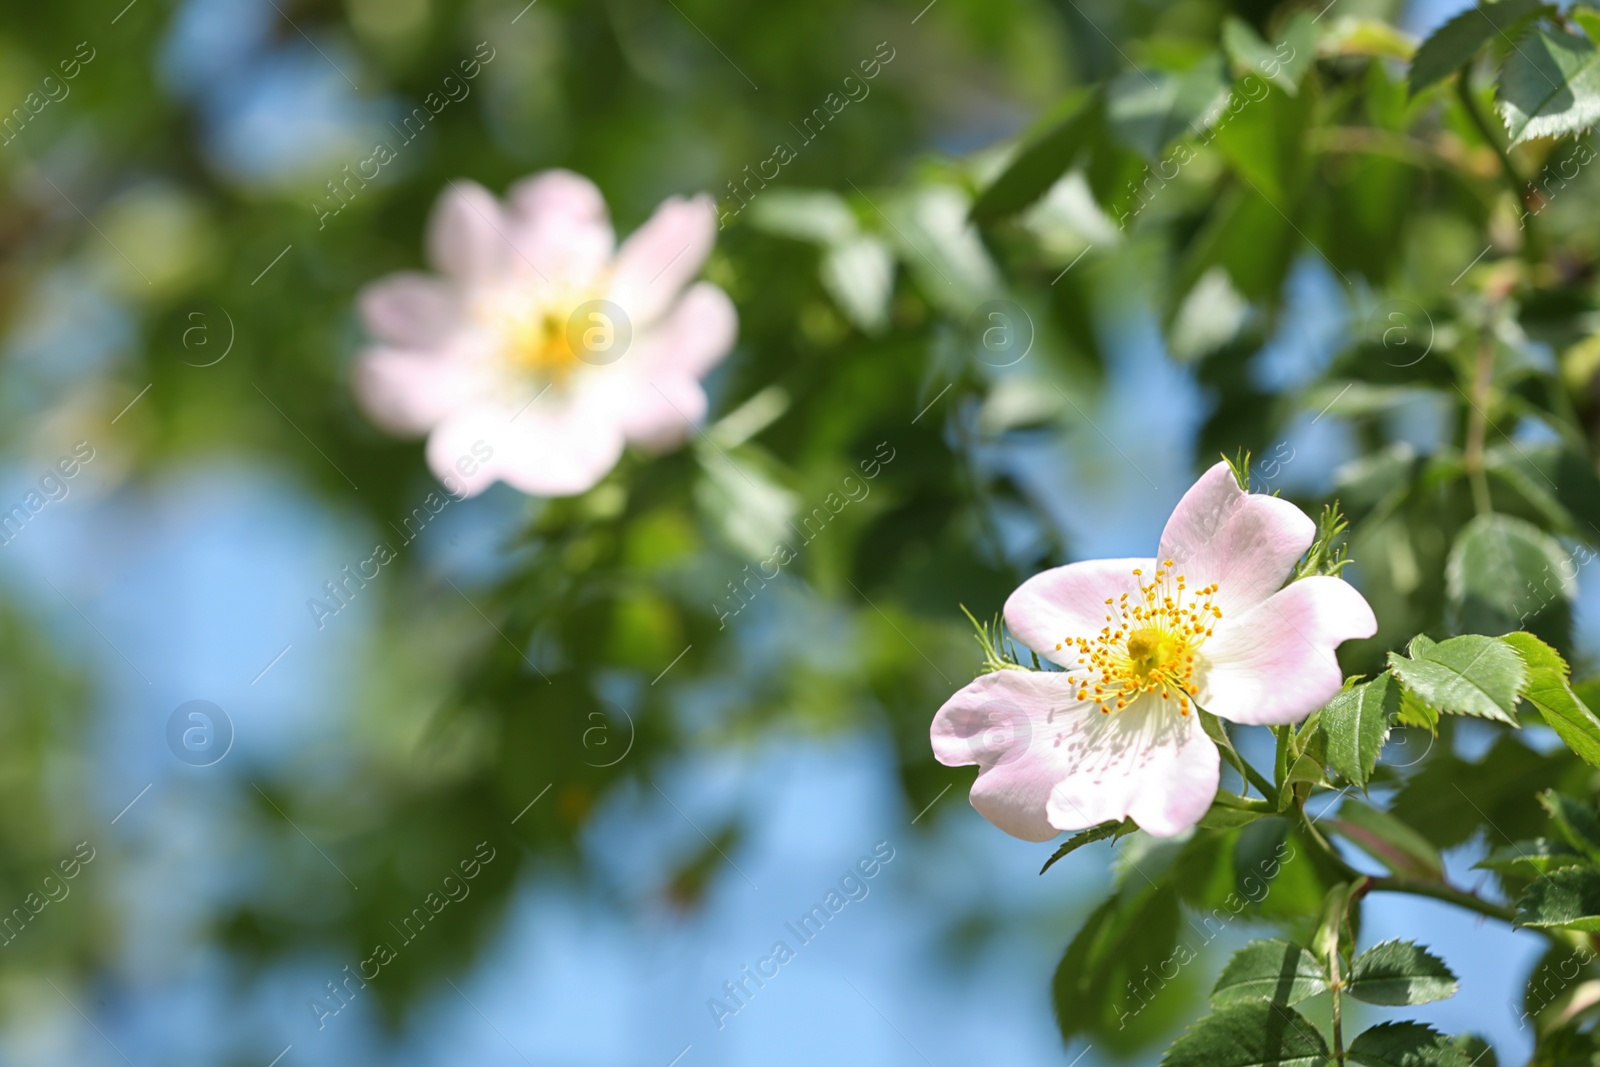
[[503, 303, 581, 381], [1058, 560, 1222, 715]]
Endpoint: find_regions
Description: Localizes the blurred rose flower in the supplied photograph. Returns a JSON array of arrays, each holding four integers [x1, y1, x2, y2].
[[931, 462, 1376, 840], [353, 170, 736, 496]]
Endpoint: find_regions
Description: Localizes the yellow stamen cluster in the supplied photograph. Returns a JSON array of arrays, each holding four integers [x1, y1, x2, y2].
[[1056, 560, 1222, 716], [504, 303, 581, 381]]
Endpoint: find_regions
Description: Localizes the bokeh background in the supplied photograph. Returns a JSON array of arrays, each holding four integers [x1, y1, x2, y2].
[[0, 0, 1582, 1063]]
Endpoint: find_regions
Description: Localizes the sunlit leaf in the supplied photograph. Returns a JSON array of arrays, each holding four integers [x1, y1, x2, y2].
[[1210, 939, 1328, 1007], [1161, 1002, 1331, 1067], [1498, 26, 1600, 144], [1346, 940, 1460, 1005]]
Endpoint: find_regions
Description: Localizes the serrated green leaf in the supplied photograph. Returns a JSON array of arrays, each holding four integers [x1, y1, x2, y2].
[[1211, 939, 1329, 1008], [1502, 631, 1568, 677], [1323, 674, 1399, 788], [1538, 790, 1600, 861], [1506, 634, 1600, 768], [1446, 516, 1574, 640], [1327, 799, 1444, 881], [1387, 634, 1526, 726], [1346, 940, 1460, 1005], [1041, 818, 1133, 874], [1162, 1002, 1331, 1067], [1498, 27, 1600, 144], [1515, 866, 1600, 931], [1474, 837, 1584, 876], [971, 89, 1100, 224], [1347, 1021, 1472, 1067], [1407, 0, 1546, 95]]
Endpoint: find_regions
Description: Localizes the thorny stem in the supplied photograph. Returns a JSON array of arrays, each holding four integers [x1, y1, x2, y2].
[[1464, 323, 1495, 516]]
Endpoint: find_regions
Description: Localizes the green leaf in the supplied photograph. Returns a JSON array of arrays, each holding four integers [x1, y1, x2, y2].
[[1473, 837, 1584, 877], [1210, 939, 1329, 1008], [1346, 940, 1460, 1005], [1162, 1002, 1331, 1067], [1347, 1021, 1472, 1067], [1450, 1035, 1495, 1067], [1053, 885, 1182, 1043], [1106, 60, 1228, 160], [1040, 819, 1133, 874], [1392, 734, 1579, 850], [1515, 866, 1600, 932], [1502, 630, 1567, 676], [1327, 799, 1444, 881], [1322, 674, 1399, 788], [1407, 0, 1546, 96], [1387, 634, 1526, 726], [1445, 515, 1574, 640], [820, 235, 894, 335], [1504, 634, 1600, 768], [970, 89, 1100, 224], [1223, 14, 1316, 96], [1498, 27, 1600, 145], [1538, 790, 1600, 861]]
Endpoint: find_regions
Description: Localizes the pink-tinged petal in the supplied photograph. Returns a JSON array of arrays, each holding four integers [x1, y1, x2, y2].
[[616, 374, 707, 451], [426, 393, 626, 499], [610, 193, 717, 327], [1003, 558, 1156, 667], [1157, 461, 1316, 617], [506, 169, 615, 283], [632, 282, 738, 381], [931, 669, 1085, 841], [353, 345, 494, 437], [932, 670, 1220, 840], [359, 272, 461, 347], [426, 179, 510, 282], [1199, 576, 1377, 726], [1045, 696, 1219, 838]]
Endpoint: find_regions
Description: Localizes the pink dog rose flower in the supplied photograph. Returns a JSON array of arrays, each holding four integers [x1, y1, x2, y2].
[[931, 462, 1376, 840], [353, 171, 736, 497]]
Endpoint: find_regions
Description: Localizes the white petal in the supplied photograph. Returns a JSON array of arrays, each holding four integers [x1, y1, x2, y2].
[[426, 179, 511, 282], [1002, 558, 1155, 667], [1044, 694, 1219, 838], [631, 281, 737, 381], [1200, 576, 1378, 726], [358, 272, 461, 348], [505, 169, 615, 283], [931, 670, 1220, 841], [610, 194, 717, 327], [352, 344, 494, 437], [426, 391, 625, 499], [1157, 461, 1317, 617]]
